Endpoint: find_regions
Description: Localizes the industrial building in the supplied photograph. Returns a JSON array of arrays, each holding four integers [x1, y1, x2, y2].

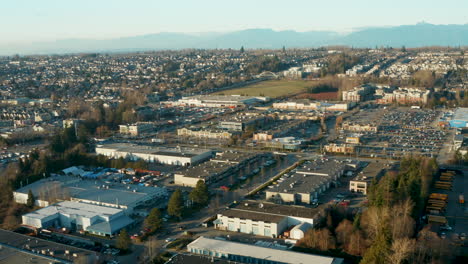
[[119, 122, 154, 136], [95, 143, 212, 166], [349, 162, 386, 194], [219, 112, 269, 131], [163, 95, 270, 108], [174, 151, 259, 187], [22, 201, 133, 237], [272, 100, 354, 112], [177, 127, 235, 139], [187, 237, 343, 264], [214, 201, 317, 239], [449, 108, 468, 128], [266, 160, 346, 204], [0, 229, 102, 264], [13, 174, 168, 213]]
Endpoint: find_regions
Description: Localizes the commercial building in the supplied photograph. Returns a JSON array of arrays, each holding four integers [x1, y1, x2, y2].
[[119, 122, 154, 136], [187, 237, 343, 264], [174, 161, 233, 187], [177, 127, 235, 139], [261, 137, 304, 151], [345, 134, 362, 144], [214, 201, 317, 239], [324, 143, 355, 154], [174, 151, 259, 187], [0, 229, 102, 264], [219, 113, 269, 131], [164, 95, 269, 108], [95, 143, 212, 166], [266, 160, 345, 204], [272, 100, 354, 112], [22, 201, 133, 237], [349, 162, 385, 194], [13, 174, 168, 213], [341, 122, 379, 132], [449, 108, 468, 128]]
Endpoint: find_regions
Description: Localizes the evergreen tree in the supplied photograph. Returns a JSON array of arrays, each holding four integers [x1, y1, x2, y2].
[[361, 227, 391, 264], [240, 46, 245, 53], [116, 229, 132, 252], [145, 208, 163, 232], [168, 189, 184, 219], [26, 189, 35, 207], [189, 180, 209, 206]]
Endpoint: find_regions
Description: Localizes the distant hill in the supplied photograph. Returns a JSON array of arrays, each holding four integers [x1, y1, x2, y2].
[[331, 23, 468, 48], [1, 23, 467, 55]]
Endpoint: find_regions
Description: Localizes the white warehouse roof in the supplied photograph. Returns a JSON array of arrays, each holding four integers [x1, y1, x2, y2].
[[24, 201, 123, 221], [188, 237, 343, 264]]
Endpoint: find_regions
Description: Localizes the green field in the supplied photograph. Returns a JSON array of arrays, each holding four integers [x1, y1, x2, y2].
[[213, 80, 318, 98]]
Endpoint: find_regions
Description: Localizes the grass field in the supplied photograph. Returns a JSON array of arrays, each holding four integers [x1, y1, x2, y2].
[[213, 79, 320, 98]]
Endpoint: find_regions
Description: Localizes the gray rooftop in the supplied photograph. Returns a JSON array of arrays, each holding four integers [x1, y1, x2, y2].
[[188, 237, 343, 264], [96, 143, 211, 158], [453, 108, 468, 122], [16, 174, 167, 207]]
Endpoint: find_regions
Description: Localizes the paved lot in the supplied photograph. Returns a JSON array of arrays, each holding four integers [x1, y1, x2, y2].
[[445, 170, 468, 235]]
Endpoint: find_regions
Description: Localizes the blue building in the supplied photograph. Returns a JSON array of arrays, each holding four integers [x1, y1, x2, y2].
[[450, 108, 468, 128]]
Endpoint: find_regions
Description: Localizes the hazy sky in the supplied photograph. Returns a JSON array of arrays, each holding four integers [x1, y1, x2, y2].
[[2, 0, 467, 44]]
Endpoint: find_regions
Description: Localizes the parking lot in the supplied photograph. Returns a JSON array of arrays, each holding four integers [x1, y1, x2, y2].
[[340, 107, 449, 159], [444, 170, 468, 237]]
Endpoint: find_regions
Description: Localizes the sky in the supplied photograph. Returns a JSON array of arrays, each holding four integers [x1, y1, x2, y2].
[[1, 0, 468, 45]]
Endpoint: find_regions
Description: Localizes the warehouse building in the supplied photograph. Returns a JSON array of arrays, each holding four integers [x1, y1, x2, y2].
[[14, 174, 168, 213], [214, 201, 318, 239], [164, 95, 270, 108], [449, 108, 468, 128], [187, 237, 343, 264], [177, 127, 235, 139], [175, 151, 260, 187], [219, 113, 269, 131], [349, 162, 386, 195], [266, 160, 346, 204], [272, 100, 354, 112], [0, 229, 102, 263], [22, 201, 133, 237], [95, 143, 212, 166]]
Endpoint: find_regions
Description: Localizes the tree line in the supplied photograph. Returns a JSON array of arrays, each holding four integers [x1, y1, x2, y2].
[[295, 156, 453, 264]]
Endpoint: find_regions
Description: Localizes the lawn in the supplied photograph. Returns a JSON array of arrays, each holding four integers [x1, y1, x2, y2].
[[213, 79, 320, 98]]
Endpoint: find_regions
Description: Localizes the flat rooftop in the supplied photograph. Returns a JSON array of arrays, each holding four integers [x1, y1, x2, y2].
[[24, 201, 122, 220], [0, 229, 99, 263], [211, 151, 257, 164], [166, 253, 240, 264], [182, 95, 268, 103], [96, 143, 211, 158], [296, 159, 346, 176], [0, 246, 56, 264], [175, 161, 232, 179], [220, 209, 286, 224], [453, 108, 468, 121], [188, 237, 343, 264], [15, 174, 167, 207], [267, 172, 329, 194], [351, 161, 385, 182], [230, 200, 320, 219]]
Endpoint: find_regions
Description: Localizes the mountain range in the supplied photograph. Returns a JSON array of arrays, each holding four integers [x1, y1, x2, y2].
[[2, 23, 468, 55]]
